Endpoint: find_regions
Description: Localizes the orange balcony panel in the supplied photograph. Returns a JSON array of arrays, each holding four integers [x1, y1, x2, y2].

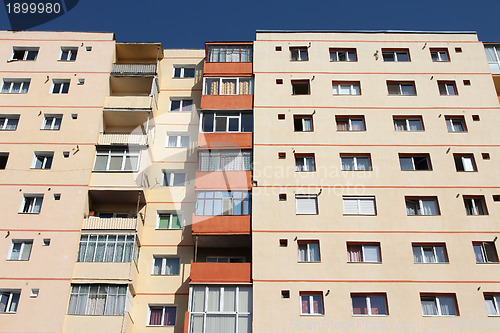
[[198, 132, 252, 149], [192, 214, 251, 235], [184, 311, 189, 333], [195, 171, 252, 190], [190, 262, 251, 283], [201, 94, 253, 110], [204, 62, 253, 76]]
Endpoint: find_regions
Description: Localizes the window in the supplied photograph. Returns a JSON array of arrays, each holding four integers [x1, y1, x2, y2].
[[60, 47, 78, 61], [152, 257, 180, 275], [293, 115, 313, 132], [157, 212, 182, 229], [291, 80, 310, 95], [454, 154, 476, 172], [0, 291, 20, 313], [41, 114, 62, 130], [405, 197, 439, 216], [189, 285, 252, 333], [199, 150, 252, 171], [77, 235, 136, 262], [68, 284, 127, 316], [382, 49, 410, 62], [347, 243, 381, 263], [11, 47, 38, 61], [32, 151, 53, 169], [343, 196, 376, 215], [393, 116, 424, 131], [204, 77, 253, 95], [200, 112, 253, 133], [300, 292, 323, 315], [206, 257, 245, 263], [0, 153, 8, 169], [290, 47, 308, 61], [19, 194, 43, 214], [148, 305, 177, 326], [332, 81, 361, 95], [8, 240, 33, 261], [330, 48, 357, 62], [412, 244, 448, 263], [484, 295, 500, 316], [420, 295, 458, 316], [1, 79, 30, 94], [51, 79, 70, 94], [295, 194, 318, 215], [173, 65, 195, 78], [351, 294, 388, 316], [464, 196, 487, 215], [94, 148, 140, 171], [295, 154, 315, 172], [298, 241, 320, 262], [207, 44, 252, 62], [387, 81, 416, 95], [0, 114, 19, 130], [196, 191, 251, 216], [341, 154, 371, 171], [446, 116, 467, 132], [163, 172, 185, 186], [430, 48, 450, 62], [170, 99, 193, 112], [474, 242, 499, 263], [399, 154, 432, 171], [438, 81, 458, 96], [166, 134, 189, 148], [336, 116, 365, 131]]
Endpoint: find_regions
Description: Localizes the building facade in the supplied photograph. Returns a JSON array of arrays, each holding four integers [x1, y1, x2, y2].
[[1, 30, 500, 333]]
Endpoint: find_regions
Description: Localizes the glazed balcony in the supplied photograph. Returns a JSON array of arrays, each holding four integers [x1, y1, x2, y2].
[[204, 42, 253, 76], [111, 63, 157, 77], [82, 217, 138, 230], [192, 214, 251, 235], [190, 262, 251, 283], [198, 132, 252, 149]]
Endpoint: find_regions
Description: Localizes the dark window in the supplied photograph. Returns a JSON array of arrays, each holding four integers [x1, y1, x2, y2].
[[0, 153, 8, 169], [292, 80, 310, 95]]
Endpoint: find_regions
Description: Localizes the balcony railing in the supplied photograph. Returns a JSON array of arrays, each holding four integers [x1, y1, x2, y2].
[[111, 63, 157, 76], [190, 262, 251, 283], [82, 217, 137, 230], [98, 133, 147, 146]]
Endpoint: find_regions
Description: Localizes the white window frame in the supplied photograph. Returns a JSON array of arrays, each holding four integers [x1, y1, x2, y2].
[[196, 191, 251, 216], [173, 65, 195, 78], [336, 117, 365, 131], [382, 50, 410, 62], [387, 82, 416, 95], [60, 47, 78, 61], [93, 149, 141, 172], [351, 295, 388, 316], [485, 295, 500, 316], [51, 79, 70, 94], [454, 154, 476, 172], [332, 82, 361, 95], [77, 234, 137, 263], [295, 194, 318, 215], [203, 77, 254, 95], [41, 114, 62, 130], [31, 151, 54, 169], [290, 47, 308, 61], [474, 242, 498, 263], [298, 241, 320, 262], [446, 117, 466, 132], [343, 196, 376, 215], [341, 155, 371, 171], [300, 293, 324, 315], [206, 256, 245, 263], [147, 305, 177, 326], [399, 155, 431, 171], [293, 116, 313, 132], [200, 112, 253, 133], [295, 155, 315, 172], [412, 244, 448, 263], [421, 295, 457, 316], [68, 284, 128, 316], [347, 243, 381, 263], [156, 212, 183, 230], [19, 194, 43, 214], [1, 79, 30, 94], [431, 49, 449, 62], [163, 171, 186, 186], [438, 81, 457, 96], [0, 290, 21, 313], [199, 149, 252, 172], [330, 49, 357, 62], [0, 114, 20, 130], [152, 256, 181, 276], [170, 99, 194, 112], [464, 197, 487, 215], [393, 117, 423, 131], [166, 133, 189, 148], [405, 198, 439, 216], [11, 47, 39, 61], [8, 239, 33, 261]]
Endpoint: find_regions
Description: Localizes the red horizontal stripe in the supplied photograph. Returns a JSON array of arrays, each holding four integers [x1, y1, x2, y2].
[[0, 229, 80, 233], [254, 143, 500, 147], [255, 71, 490, 75], [254, 106, 500, 110], [253, 279, 500, 284], [256, 39, 480, 44], [135, 292, 189, 295], [141, 244, 194, 247], [256, 185, 500, 189], [0, 277, 71, 281], [253, 230, 500, 234]]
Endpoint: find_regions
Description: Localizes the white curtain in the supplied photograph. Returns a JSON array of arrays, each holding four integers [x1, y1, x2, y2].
[[298, 244, 306, 262], [223, 288, 236, 312], [439, 297, 456, 315], [208, 287, 220, 312], [206, 315, 236, 333], [422, 200, 438, 215], [238, 287, 252, 312], [413, 247, 424, 263], [309, 243, 319, 261], [421, 299, 438, 315], [191, 287, 205, 312], [342, 157, 354, 170], [303, 118, 312, 131]]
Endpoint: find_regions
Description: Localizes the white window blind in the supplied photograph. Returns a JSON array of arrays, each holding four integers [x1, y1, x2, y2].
[[296, 195, 318, 215], [343, 197, 376, 215]]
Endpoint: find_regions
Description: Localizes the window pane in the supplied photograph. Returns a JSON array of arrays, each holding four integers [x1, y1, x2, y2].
[[421, 298, 438, 315], [408, 119, 423, 131], [352, 296, 368, 315], [400, 157, 414, 170], [171, 101, 181, 111], [356, 157, 370, 170], [363, 245, 380, 262], [439, 297, 457, 316], [341, 157, 354, 170], [370, 296, 387, 315]]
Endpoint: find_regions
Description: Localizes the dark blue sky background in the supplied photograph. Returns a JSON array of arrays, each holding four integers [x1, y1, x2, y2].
[[1, 0, 500, 48]]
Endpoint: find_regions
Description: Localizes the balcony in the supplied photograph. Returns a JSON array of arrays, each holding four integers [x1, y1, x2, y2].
[[190, 262, 251, 283], [82, 217, 138, 230], [195, 171, 252, 190], [204, 62, 253, 76], [201, 94, 253, 110], [104, 95, 152, 111], [98, 133, 147, 146], [198, 132, 252, 149], [192, 215, 251, 235], [111, 63, 156, 77]]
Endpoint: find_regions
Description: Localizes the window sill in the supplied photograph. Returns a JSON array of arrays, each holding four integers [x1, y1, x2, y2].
[[155, 228, 183, 231], [300, 313, 324, 316], [347, 261, 382, 264], [352, 314, 388, 317], [422, 315, 458, 317], [476, 262, 499, 264], [92, 170, 138, 173], [298, 261, 321, 263], [18, 212, 40, 215], [414, 262, 449, 264], [6, 259, 29, 261]]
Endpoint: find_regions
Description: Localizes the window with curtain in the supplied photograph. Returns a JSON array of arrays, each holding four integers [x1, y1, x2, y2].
[[438, 81, 458, 96], [68, 284, 127, 316], [204, 78, 253, 95], [196, 191, 251, 216], [412, 244, 448, 263], [347, 243, 381, 263], [341, 155, 371, 171], [336, 116, 365, 131], [77, 235, 136, 263], [149, 306, 177, 326], [157, 212, 182, 229], [484, 295, 500, 316], [0, 290, 20, 313], [295, 154, 315, 172], [405, 197, 439, 216], [199, 150, 252, 171], [207, 45, 253, 63], [189, 285, 252, 333], [343, 196, 376, 215], [8, 240, 33, 261], [300, 293, 323, 315], [473, 242, 499, 263], [298, 241, 320, 262], [464, 197, 487, 215], [20, 194, 43, 214], [351, 294, 387, 315], [332, 81, 361, 95], [445, 116, 466, 132], [152, 257, 180, 275], [393, 117, 423, 131], [420, 295, 457, 316]]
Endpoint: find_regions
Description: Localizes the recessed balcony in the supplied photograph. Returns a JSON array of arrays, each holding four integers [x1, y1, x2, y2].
[[82, 217, 138, 230], [111, 63, 157, 77], [97, 133, 147, 146]]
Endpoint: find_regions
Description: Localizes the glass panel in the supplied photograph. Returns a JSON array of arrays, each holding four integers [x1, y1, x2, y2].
[[341, 157, 354, 170], [238, 315, 252, 333], [435, 246, 446, 262], [408, 119, 423, 131], [171, 101, 181, 111], [400, 157, 414, 170], [439, 296, 457, 315], [413, 247, 424, 263], [207, 287, 220, 311], [363, 245, 380, 262], [421, 298, 438, 315], [370, 296, 387, 315], [206, 315, 236, 333], [223, 287, 236, 312], [356, 157, 370, 170], [238, 287, 252, 313], [401, 84, 415, 95], [191, 286, 205, 312], [202, 113, 214, 132], [352, 296, 368, 315]]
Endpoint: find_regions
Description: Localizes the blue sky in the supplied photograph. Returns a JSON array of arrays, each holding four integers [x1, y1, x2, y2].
[[1, 0, 500, 48]]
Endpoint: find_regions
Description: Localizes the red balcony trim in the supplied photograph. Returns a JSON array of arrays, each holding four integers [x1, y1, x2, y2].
[[192, 214, 251, 235], [190, 262, 251, 283]]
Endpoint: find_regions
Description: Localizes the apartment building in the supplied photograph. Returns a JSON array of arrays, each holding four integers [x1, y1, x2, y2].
[[252, 30, 500, 333]]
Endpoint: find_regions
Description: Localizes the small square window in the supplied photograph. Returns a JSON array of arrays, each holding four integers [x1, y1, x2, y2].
[[472, 115, 480, 121], [493, 195, 500, 202], [278, 152, 286, 159], [86, 46, 92, 51], [279, 194, 287, 201], [276, 79, 283, 84], [53, 193, 61, 200], [281, 290, 290, 298], [279, 239, 288, 247], [291, 80, 310, 95], [42, 239, 51, 246], [278, 114, 285, 120], [30, 289, 39, 298], [275, 46, 282, 51], [77, 78, 85, 85], [63, 152, 70, 158], [290, 47, 308, 61], [482, 153, 490, 160], [71, 113, 78, 119], [463, 80, 471, 86], [455, 47, 462, 53]]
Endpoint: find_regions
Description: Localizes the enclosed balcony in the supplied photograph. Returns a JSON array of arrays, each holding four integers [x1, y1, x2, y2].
[[204, 42, 253, 76]]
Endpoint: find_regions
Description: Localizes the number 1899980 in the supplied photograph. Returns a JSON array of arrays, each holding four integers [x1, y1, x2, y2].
[[6, 2, 62, 14]]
